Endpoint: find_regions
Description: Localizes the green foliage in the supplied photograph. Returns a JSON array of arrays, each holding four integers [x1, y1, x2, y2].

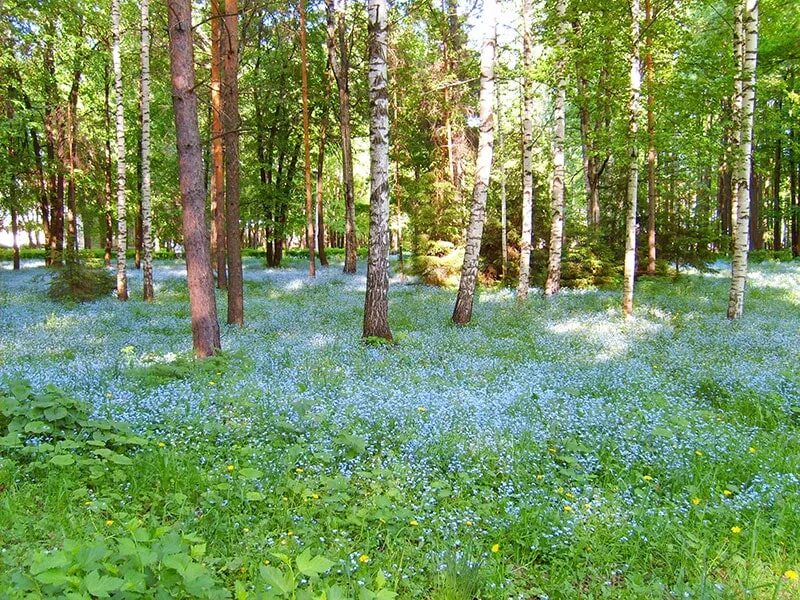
[[409, 240, 464, 287], [47, 256, 116, 303]]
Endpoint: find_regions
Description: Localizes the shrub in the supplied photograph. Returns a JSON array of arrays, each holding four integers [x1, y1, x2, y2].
[[47, 256, 116, 302]]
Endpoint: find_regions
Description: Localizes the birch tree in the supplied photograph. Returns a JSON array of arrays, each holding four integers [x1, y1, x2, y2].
[[140, 0, 154, 300], [451, 0, 496, 325], [622, 0, 642, 318], [727, 0, 759, 320], [543, 0, 567, 297], [166, 0, 222, 357], [517, 0, 534, 299], [645, 0, 656, 275], [362, 0, 392, 340], [112, 0, 128, 301]]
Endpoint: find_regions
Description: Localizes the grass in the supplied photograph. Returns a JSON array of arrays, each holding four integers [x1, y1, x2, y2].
[[0, 256, 799, 598]]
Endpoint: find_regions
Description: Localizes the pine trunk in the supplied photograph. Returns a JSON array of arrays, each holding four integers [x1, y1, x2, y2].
[[167, 0, 222, 357], [363, 0, 393, 340], [451, 0, 496, 324], [316, 109, 329, 266]]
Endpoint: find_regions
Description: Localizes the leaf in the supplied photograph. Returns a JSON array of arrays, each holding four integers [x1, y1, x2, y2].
[[239, 467, 263, 479], [259, 565, 296, 596], [50, 454, 76, 466], [24, 420, 49, 433], [44, 406, 69, 421], [107, 452, 133, 465], [296, 549, 335, 577], [246, 491, 265, 501], [191, 543, 207, 559], [83, 570, 123, 597]]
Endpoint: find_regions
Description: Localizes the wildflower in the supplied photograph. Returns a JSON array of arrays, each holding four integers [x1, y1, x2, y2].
[[491, 544, 500, 553], [244, 528, 250, 533], [226, 464, 235, 472], [642, 475, 653, 481], [105, 520, 114, 526], [749, 447, 757, 454], [287, 531, 294, 536], [263, 560, 270, 566], [536, 474, 544, 481], [691, 497, 701, 506], [417, 406, 427, 413], [784, 570, 798, 581], [583, 503, 592, 510], [409, 519, 419, 527], [311, 493, 320, 499], [465, 520, 473, 526], [695, 450, 703, 457], [359, 554, 370, 563], [548, 447, 557, 454], [295, 467, 304, 474], [563, 505, 573, 513], [158, 442, 166, 448], [209, 381, 216, 386], [731, 526, 742, 534], [565, 492, 574, 499], [723, 489, 733, 497]]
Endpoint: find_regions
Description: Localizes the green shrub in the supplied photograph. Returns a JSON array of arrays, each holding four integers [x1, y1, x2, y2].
[[47, 256, 116, 302], [409, 243, 464, 287]]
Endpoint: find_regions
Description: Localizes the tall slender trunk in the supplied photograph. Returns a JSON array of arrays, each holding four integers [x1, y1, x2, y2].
[[544, 0, 568, 297], [326, 0, 357, 273], [300, 0, 316, 278], [316, 108, 329, 266], [66, 48, 82, 257], [210, 0, 227, 288], [497, 90, 507, 281], [517, 0, 534, 299], [140, 0, 154, 300], [622, 0, 642, 317], [645, 0, 656, 274], [222, 0, 244, 324], [363, 0, 393, 340], [791, 124, 798, 256], [727, 0, 758, 320], [167, 0, 222, 357], [772, 118, 781, 250], [451, 0, 496, 324], [103, 62, 114, 267], [112, 0, 128, 300]]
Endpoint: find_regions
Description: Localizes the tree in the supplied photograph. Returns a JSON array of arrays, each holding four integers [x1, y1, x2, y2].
[[727, 0, 759, 320], [451, 0, 496, 325], [645, 0, 656, 275], [222, 0, 244, 325], [316, 106, 329, 267], [543, 0, 568, 297], [517, 0, 534, 299], [211, 0, 227, 288], [325, 0, 357, 274], [112, 0, 128, 301], [140, 0, 154, 300], [300, 0, 316, 278], [167, 0, 222, 357], [363, 0, 392, 340]]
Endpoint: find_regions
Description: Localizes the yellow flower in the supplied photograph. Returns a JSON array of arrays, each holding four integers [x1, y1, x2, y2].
[[209, 381, 216, 386], [565, 492, 575, 499], [311, 493, 320, 499], [84, 501, 93, 506], [723, 489, 733, 497], [105, 520, 114, 526], [226, 464, 235, 472], [243, 528, 250, 533], [563, 505, 573, 513], [358, 554, 370, 563], [417, 406, 427, 413], [583, 503, 592, 510], [536, 474, 544, 481], [465, 520, 473, 526], [642, 475, 653, 481], [548, 447, 557, 454], [731, 526, 742, 534], [748, 447, 756, 454], [784, 570, 798, 581], [491, 544, 500, 553], [695, 450, 704, 457], [691, 497, 701, 506], [409, 519, 419, 527], [263, 559, 270, 566], [295, 467, 304, 474], [287, 530, 294, 536], [158, 442, 166, 448]]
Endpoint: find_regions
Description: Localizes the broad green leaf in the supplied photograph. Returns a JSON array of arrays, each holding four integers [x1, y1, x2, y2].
[[49, 454, 76, 466], [83, 570, 123, 597], [296, 549, 335, 578]]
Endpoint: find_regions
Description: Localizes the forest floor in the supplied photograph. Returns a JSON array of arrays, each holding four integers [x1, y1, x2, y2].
[[1, 257, 799, 599]]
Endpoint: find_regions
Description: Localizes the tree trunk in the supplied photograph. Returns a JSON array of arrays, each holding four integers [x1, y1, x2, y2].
[[772, 126, 781, 250], [451, 0, 496, 325], [727, 0, 758, 320], [167, 0, 222, 357], [316, 108, 329, 266], [300, 0, 316, 278], [363, 0, 393, 340], [222, 0, 244, 325], [544, 0, 567, 297], [516, 0, 534, 299], [140, 0, 154, 300], [211, 0, 227, 288], [66, 47, 82, 257], [622, 0, 642, 318], [791, 124, 798, 257], [11, 207, 20, 270], [645, 0, 657, 274], [112, 0, 128, 300], [326, 0, 357, 273], [103, 62, 114, 268]]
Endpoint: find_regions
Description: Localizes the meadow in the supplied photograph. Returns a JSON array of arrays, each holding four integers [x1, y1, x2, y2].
[[0, 257, 799, 599]]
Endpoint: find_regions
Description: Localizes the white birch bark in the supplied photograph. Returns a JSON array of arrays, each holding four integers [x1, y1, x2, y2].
[[452, 0, 496, 324], [517, 0, 534, 299], [362, 0, 392, 340], [112, 0, 128, 300], [543, 0, 568, 297], [727, 0, 758, 319], [622, 0, 642, 318], [140, 0, 154, 300]]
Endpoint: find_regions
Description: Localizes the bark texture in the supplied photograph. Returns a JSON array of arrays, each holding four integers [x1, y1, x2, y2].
[[645, 0, 657, 275], [211, 0, 227, 288], [517, 0, 534, 299], [300, 0, 316, 278], [451, 0, 496, 325], [363, 0, 393, 340], [112, 0, 128, 300], [140, 0, 154, 300], [167, 0, 222, 357]]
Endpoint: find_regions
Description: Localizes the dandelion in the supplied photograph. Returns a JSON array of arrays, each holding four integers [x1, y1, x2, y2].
[[417, 406, 427, 413], [158, 442, 166, 448], [691, 497, 701, 506], [749, 447, 757, 454], [359, 554, 370, 563], [583, 503, 592, 510], [209, 381, 216, 386], [491, 544, 500, 553], [642, 475, 653, 481], [723, 489, 733, 497], [563, 505, 573, 512], [311, 493, 320, 499], [465, 520, 473, 526], [784, 570, 798, 581], [409, 519, 419, 527], [731, 526, 742, 534], [695, 450, 703, 457], [105, 520, 114, 526], [226, 464, 235, 472], [295, 467, 305, 474]]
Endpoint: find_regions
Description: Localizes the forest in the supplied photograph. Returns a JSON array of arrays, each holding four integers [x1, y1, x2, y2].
[[0, 0, 799, 597]]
